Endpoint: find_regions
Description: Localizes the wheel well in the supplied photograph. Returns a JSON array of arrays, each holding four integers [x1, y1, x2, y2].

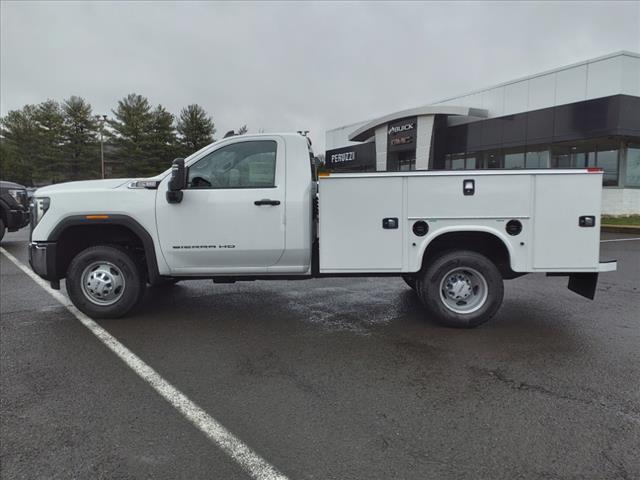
[[421, 231, 517, 279], [55, 224, 147, 279]]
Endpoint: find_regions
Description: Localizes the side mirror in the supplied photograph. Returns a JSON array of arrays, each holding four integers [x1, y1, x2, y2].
[[167, 158, 186, 204]]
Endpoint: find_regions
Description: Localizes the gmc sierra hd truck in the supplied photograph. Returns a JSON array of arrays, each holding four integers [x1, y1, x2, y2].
[[28, 133, 616, 328], [0, 180, 30, 241]]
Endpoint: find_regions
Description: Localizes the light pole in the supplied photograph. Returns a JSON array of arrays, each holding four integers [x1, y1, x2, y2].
[[95, 115, 107, 179]]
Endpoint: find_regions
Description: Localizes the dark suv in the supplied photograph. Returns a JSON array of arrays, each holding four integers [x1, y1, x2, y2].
[[0, 180, 30, 241]]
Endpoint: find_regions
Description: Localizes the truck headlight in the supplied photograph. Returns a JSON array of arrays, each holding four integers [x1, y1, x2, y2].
[[8, 188, 21, 202], [30, 197, 50, 228], [8, 188, 28, 207]]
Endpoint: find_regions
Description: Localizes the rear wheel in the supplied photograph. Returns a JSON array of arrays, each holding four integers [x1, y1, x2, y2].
[[417, 250, 503, 328], [66, 245, 145, 318]]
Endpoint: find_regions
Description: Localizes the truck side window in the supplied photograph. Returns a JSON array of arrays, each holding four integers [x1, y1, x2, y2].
[[187, 140, 277, 189]]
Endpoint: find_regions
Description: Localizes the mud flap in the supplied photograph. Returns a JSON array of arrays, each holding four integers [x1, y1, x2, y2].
[[568, 273, 599, 300]]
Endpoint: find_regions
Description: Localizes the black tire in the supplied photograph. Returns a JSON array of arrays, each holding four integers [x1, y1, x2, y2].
[[0, 217, 5, 242], [66, 245, 146, 319], [402, 275, 417, 290], [417, 250, 504, 328]]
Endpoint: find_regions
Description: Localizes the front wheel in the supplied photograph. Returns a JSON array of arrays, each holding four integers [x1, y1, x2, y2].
[[417, 250, 504, 328], [66, 245, 146, 318]]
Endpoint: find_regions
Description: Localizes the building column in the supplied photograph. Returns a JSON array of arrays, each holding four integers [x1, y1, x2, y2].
[[375, 126, 387, 171], [415, 115, 435, 170]]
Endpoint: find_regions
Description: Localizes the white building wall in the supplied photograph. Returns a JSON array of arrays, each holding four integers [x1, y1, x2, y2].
[[327, 52, 639, 145], [325, 121, 369, 151], [621, 54, 640, 96], [602, 188, 640, 216], [431, 51, 640, 122]]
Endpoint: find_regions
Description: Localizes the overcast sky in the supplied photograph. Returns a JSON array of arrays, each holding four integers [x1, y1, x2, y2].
[[1, 0, 639, 152]]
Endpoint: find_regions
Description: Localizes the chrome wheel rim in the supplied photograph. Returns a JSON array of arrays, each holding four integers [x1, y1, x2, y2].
[[439, 267, 488, 314], [80, 261, 126, 306]]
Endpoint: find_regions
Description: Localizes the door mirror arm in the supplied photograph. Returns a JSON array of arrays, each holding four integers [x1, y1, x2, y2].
[[167, 158, 186, 204]]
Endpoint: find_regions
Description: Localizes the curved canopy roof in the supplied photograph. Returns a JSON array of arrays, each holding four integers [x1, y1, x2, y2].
[[347, 105, 488, 142]]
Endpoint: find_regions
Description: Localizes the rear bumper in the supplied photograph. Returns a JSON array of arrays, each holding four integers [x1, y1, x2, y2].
[[6, 208, 29, 231], [598, 260, 617, 272], [28, 241, 59, 287]]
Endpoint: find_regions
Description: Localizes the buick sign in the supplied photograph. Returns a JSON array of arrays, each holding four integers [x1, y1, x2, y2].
[[387, 116, 417, 152], [388, 123, 415, 135]]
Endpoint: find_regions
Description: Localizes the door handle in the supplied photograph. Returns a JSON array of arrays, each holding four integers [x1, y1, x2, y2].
[[254, 199, 280, 206]]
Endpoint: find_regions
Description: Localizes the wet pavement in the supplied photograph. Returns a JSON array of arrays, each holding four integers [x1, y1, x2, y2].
[[1, 229, 639, 479]]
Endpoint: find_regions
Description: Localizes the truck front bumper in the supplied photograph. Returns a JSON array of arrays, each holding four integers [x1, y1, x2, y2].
[[28, 241, 60, 289], [6, 208, 29, 231]]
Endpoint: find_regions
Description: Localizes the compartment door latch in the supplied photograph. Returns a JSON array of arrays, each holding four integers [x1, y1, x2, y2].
[[579, 216, 596, 227], [382, 218, 399, 229], [463, 179, 475, 196]]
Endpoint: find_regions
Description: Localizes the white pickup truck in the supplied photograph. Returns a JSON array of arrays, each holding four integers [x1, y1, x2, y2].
[[29, 133, 616, 328]]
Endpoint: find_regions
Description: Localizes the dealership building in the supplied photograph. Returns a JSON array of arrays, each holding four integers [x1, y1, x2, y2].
[[325, 51, 640, 215]]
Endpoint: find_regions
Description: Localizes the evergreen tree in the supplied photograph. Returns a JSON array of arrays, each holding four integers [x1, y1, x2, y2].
[[108, 93, 153, 177], [147, 105, 176, 175], [62, 96, 99, 180], [34, 100, 65, 183], [0, 136, 31, 185], [176, 104, 215, 155], [0, 105, 40, 185]]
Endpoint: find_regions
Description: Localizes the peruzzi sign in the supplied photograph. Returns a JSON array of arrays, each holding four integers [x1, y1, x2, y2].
[[330, 151, 355, 163], [325, 143, 376, 171]]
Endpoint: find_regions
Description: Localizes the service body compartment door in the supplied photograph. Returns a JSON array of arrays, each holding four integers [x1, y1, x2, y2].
[[532, 173, 601, 270], [319, 177, 403, 272]]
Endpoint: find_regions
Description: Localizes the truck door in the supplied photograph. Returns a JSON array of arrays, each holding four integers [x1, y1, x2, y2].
[[156, 137, 286, 274]]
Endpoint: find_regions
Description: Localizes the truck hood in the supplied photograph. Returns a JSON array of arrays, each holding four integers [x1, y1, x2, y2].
[[35, 178, 132, 196], [0, 180, 27, 190]]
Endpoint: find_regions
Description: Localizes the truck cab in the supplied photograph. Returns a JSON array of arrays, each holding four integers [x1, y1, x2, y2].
[[155, 134, 313, 275], [28, 133, 615, 328]]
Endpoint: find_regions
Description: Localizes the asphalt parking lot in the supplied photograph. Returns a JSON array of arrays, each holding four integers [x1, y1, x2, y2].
[[1, 229, 639, 480]]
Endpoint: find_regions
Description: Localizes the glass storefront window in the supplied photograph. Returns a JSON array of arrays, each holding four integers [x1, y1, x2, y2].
[[598, 149, 618, 186], [398, 151, 415, 171], [526, 150, 549, 168], [485, 151, 502, 169], [551, 145, 571, 168], [441, 138, 626, 185], [625, 143, 640, 187], [466, 156, 477, 169], [570, 142, 597, 168], [451, 153, 465, 170], [552, 142, 597, 168], [596, 142, 619, 187], [504, 152, 525, 169]]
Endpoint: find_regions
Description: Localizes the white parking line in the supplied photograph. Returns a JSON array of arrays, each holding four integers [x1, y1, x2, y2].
[[600, 237, 640, 243], [0, 247, 289, 480]]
